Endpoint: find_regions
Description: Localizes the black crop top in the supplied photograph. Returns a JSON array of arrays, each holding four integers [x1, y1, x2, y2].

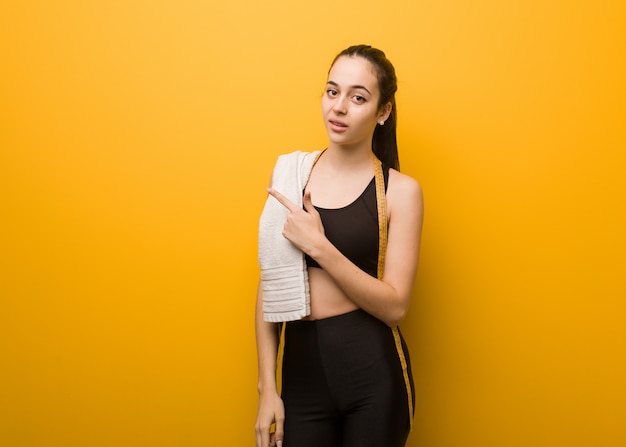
[[305, 166, 389, 278]]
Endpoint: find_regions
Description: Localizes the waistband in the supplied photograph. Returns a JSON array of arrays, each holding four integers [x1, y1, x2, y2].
[[286, 308, 375, 327]]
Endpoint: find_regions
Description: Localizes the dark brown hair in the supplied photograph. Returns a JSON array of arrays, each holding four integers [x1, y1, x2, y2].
[[331, 45, 400, 170]]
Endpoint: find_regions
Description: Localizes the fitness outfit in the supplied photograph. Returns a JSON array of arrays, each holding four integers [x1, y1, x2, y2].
[[282, 164, 415, 447]]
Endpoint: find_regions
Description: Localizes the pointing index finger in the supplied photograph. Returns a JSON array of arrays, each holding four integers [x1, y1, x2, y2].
[[267, 187, 299, 213]]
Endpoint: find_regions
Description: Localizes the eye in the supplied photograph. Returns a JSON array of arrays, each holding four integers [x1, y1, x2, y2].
[[353, 95, 366, 103], [326, 89, 338, 97]]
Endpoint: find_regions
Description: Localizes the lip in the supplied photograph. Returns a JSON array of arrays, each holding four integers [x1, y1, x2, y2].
[[328, 119, 348, 132]]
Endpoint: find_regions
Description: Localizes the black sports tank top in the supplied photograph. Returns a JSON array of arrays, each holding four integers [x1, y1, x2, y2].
[[305, 166, 389, 278]]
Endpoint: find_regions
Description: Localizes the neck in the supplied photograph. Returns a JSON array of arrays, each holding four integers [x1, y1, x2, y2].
[[323, 143, 374, 171]]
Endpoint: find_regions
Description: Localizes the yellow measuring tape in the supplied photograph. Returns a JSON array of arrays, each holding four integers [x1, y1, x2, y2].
[[374, 156, 414, 431]]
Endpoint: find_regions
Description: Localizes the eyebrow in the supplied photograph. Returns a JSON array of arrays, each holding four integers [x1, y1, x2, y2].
[[327, 80, 372, 95]]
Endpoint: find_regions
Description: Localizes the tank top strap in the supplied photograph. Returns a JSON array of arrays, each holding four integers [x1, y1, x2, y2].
[[383, 164, 390, 192]]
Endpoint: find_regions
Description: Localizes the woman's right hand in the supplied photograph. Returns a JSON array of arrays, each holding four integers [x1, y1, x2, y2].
[[255, 391, 285, 447]]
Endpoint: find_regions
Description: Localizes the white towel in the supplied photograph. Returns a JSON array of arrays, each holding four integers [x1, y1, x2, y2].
[[258, 150, 322, 322]]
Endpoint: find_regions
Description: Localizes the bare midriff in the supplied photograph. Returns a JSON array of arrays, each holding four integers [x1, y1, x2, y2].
[[302, 267, 358, 320]]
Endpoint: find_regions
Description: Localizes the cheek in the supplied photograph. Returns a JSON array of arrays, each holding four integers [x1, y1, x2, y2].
[[354, 107, 379, 125], [321, 97, 332, 114]]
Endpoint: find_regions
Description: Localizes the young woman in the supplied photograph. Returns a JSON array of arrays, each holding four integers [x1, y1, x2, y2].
[[255, 45, 424, 447]]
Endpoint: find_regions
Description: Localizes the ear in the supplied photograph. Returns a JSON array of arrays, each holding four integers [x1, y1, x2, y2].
[[377, 102, 392, 124]]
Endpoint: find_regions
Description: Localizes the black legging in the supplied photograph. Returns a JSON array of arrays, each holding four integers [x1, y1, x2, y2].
[[281, 309, 414, 447]]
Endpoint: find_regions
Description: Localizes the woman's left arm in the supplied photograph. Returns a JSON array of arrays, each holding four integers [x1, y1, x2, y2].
[[267, 170, 423, 327]]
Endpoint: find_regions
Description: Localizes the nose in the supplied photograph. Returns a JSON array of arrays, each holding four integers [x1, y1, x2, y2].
[[332, 95, 348, 115]]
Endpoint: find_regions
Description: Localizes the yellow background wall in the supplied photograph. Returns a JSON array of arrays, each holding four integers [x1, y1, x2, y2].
[[1, 1, 624, 446]]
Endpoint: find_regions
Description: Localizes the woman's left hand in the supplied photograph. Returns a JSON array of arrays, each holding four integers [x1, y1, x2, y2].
[[266, 188, 325, 255]]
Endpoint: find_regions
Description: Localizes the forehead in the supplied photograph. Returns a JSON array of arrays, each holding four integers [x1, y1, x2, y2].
[[328, 56, 379, 92]]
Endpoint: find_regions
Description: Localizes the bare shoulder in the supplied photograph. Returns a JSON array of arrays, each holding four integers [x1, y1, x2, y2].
[[386, 169, 424, 263], [387, 169, 423, 208]]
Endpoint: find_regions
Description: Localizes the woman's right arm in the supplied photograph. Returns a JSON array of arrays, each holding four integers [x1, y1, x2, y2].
[[254, 280, 284, 447]]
